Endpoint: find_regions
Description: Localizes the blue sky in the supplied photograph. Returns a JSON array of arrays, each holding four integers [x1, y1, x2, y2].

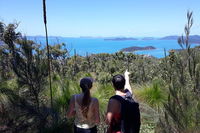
[[1, 0, 200, 37]]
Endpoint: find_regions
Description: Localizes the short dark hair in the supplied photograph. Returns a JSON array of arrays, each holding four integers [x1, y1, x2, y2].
[[112, 74, 125, 90]]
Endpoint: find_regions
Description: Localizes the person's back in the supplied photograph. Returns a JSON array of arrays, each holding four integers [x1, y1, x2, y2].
[[109, 92, 140, 133], [67, 77, 100, 133], [106, 71, 141, 133], [74, 94, 99, 129]]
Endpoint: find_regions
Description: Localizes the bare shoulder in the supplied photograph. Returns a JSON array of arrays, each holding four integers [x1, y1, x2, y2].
[[108, 98, 120, 105], [71, 94, 77, 100], [70, 94, 75, 100], [107, 98, 121, 113], [91, 97, 99, 104]]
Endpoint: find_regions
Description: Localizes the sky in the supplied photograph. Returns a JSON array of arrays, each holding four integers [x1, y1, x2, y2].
[[1, 0, 200, 37]]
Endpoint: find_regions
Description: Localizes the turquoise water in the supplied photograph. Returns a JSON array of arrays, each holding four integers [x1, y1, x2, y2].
[[29, 37, 199, 58]]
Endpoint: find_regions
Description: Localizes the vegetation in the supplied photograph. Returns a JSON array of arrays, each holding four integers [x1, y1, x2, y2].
[[0, 11, 200, 133]]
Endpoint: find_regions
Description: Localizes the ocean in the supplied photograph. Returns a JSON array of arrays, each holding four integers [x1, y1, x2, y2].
[[28, 37, 200, 58]]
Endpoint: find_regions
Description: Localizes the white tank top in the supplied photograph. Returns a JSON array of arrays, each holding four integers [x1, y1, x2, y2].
[[74, 95, 96, 129]]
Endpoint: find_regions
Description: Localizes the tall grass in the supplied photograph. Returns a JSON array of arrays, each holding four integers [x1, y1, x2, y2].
[[135, 79, 167, 109]]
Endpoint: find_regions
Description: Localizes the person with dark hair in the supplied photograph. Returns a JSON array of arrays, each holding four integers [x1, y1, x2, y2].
[[106, 70, 141, 133], [67, 77, 100, 133]]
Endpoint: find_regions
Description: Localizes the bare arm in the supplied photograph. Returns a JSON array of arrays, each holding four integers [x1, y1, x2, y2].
[[124, 70, 132, 94], [106, 99, 120, 124], [94, 98, 100, 124], [66, 95, 76, 118]]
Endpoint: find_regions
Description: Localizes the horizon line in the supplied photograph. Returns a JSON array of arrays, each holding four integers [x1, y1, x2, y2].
[[26, 34, 200, 38]]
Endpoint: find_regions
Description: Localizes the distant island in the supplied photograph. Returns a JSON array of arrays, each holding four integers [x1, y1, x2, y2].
[[104, 37, 138, 41], [121, 46, 156, 52], [141, 37, 155, 40], [159, 35, 200, 44], [159, 35, 179, 40], [188, 35, 200, 44]]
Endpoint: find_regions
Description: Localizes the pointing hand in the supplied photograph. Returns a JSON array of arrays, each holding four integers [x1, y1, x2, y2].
[[124, 69, 130, 77]]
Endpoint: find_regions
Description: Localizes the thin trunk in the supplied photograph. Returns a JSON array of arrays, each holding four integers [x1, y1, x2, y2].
[[43, 0, 53, 108]]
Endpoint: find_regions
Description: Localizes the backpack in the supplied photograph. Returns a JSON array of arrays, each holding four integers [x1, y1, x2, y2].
[[110, 94, 141, 133]]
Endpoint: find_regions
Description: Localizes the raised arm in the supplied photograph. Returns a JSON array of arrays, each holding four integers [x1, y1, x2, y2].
[[124, 70, 132, 94]]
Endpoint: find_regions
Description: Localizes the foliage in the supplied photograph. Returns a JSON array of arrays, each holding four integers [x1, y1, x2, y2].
[[1, 10, 200, 133], [157, 11, 200, 133], [135, 79, 167, 109]]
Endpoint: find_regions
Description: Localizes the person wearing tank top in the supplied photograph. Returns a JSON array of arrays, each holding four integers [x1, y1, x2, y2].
[[67, 77, 100, 133]]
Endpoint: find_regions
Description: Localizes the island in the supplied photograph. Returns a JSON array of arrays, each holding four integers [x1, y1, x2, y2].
[[188, 35, 200, 44], [121, 46, 156, 52], [141, 37, 155, 40], [104, 37, 138, 41], [159, 35, 179, 40], [159, 35, 200, 44]]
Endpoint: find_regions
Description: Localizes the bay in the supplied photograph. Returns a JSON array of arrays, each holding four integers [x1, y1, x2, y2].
[[28, 37, 200, 58]]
